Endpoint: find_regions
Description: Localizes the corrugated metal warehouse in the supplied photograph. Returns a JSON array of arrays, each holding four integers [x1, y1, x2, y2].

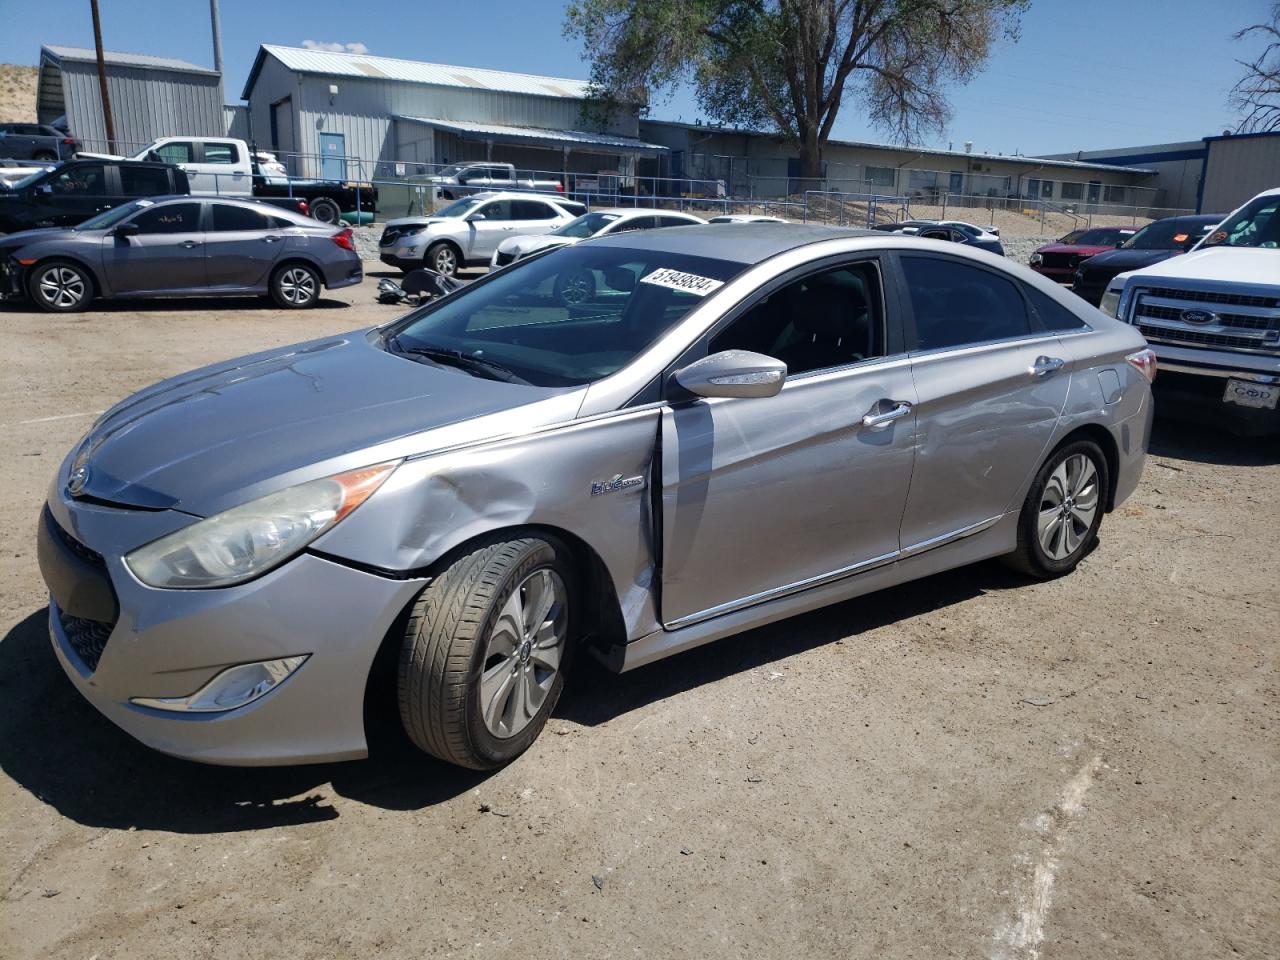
[[37, 45, 225, 153], [240, 45, 666, 180]]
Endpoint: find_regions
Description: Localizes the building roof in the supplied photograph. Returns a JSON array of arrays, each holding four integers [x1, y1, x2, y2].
[[243, 44, 594, 101], [397, 116, 668, 154], [642, 119, 1157, 175], [40, 44, 218, 76]]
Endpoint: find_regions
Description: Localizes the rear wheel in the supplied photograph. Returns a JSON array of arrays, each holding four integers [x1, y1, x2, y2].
[[309, 197, 341, 224], [33, 150, 57, 162], [1004, 439, 1108, 578], [269, 262, 320, 308], [27, 260, 93, 313], [397, 537, 574, 769], [425, 241, 459, 277]]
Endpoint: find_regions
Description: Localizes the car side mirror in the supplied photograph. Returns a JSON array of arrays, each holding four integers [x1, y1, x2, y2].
[[674, 350, 787, 400], [467, 213, 486, 221], [113, 221, 140, 237]]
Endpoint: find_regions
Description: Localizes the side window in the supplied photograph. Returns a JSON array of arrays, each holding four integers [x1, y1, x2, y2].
[[153, 141, 194, 165], [120, 166, 171, 197], [49, 164, 106, 195], [203, 142, 240, 164], [612, 216, 656, 232], [475, 200, 511, 221], [130, 202, 202, 234], [511, 200, 555, 220], [211, 203, 272, 231], [709, 262, 885, 376], [901, 256, 1033, 351], [1026, 285, 1088, 332], [659, 216, 697, 227]]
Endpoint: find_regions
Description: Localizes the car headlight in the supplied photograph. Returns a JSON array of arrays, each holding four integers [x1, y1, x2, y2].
[[1029, 252, 1043, 265], [124, 462, 397, 589], [1099, 288, 1122, 319]]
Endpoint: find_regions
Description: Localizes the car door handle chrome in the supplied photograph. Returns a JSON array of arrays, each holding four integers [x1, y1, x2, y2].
[[1030, 356, 1066, 377], [861, 401, 912, 429], [262, 235, 282, 243], [181, 240, 200, 248]]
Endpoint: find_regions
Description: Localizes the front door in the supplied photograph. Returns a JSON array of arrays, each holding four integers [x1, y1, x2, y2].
[[465, 199, 515, 259], [320, 132, 346, 181], [104, 201, 207, 294], [659, 258, 917, 627], [896, 253, 1069, 550], [33, 162, 113, 227]]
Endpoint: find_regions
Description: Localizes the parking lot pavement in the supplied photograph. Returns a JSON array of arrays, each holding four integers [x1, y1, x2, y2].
[[0, 267, 1276, 960]]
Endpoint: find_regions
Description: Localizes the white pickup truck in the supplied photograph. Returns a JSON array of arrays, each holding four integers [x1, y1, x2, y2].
[[1101, 188, 1279, 435], [428, 162, 564, 201]]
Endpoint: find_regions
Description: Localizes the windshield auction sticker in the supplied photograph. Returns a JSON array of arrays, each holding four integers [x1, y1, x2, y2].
[[640, 268, 724, 296]]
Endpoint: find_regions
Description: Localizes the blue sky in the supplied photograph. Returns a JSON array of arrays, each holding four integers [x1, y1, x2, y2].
[[1, 0, 1271, 154]]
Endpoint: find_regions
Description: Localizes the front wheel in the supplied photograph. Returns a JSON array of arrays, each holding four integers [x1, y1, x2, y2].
[[27, 260, 94, 312], [269, 262, 320, 308], [425, 242, 459, 277], [397, 537, 574, 769], [1004, 439, 1108, 578]]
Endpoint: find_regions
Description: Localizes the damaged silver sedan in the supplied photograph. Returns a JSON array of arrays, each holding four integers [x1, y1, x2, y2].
[[38, 225, 1154, 768]]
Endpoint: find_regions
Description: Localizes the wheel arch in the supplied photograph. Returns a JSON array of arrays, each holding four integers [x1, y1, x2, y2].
[[1049, 423, 1121, 511], [270, 255, 326, 287], [29, 253, 105, 295], [425, 237, 464, 264]]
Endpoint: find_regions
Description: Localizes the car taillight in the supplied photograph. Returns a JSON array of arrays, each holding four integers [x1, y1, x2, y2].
[[556, 183, 564, 192], [62, 138, 75, 145], [332, 227, 355, 251], [298, 200, 309, 216], [1126, 348, 1157, 383]]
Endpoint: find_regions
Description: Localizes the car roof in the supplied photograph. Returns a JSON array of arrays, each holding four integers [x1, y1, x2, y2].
[[585, 222, 877, 263]]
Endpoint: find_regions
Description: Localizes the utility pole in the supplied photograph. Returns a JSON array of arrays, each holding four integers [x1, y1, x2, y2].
[[209, 0, 224, 75], [89, 0, 116, 152]]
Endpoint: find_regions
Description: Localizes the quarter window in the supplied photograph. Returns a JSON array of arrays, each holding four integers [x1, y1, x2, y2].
[[130, 202, 202, 234], [1026, 286, 1088, 332], [709, 262, 884, 375], [901, 256, 1032, 351]]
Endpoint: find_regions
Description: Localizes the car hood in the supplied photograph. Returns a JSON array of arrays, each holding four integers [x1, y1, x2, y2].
[[386, 217, 456, 229], [1077, 248, 1178, 275], [499, 234, 574, 256], [1035, 243, 1115, 256], [0, 226, 76, 248], [68, 333, 579, 516], [1115, 246, 1280, 286]]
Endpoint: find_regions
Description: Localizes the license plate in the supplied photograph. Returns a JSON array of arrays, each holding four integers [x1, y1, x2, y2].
[[1223, 378, 1279, 410]]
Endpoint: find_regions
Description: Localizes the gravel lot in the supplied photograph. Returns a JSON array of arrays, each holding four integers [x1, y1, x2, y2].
[[1, 267, 1276, 960]]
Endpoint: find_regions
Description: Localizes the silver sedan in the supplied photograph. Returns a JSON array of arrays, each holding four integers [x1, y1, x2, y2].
[[38, 225, 1153, 768]]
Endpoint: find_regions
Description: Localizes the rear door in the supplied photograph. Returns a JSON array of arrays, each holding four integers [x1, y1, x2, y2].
[[895, 253, 1070, 550], [103, 200, 206, 293], [197, 141, 251, 196], [508, 198, 565, 237], [204, 203, 287, 288]]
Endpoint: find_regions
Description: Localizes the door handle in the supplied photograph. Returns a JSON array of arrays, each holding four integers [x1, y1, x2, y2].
[[861, 401, 912, 429], [262, 235, 282, 243], [181, 240, 200, 248], [1030, 356, 1066, 377]]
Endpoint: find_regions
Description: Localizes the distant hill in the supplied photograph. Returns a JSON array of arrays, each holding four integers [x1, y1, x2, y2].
[[0, 64, 38, 124]]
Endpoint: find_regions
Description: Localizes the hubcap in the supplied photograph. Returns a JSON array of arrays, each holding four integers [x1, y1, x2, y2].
[[37, 267, 86, 308], [1037, 453, 1099, 561], [279, 268, 316, 304], [479, 569, 567, 739]]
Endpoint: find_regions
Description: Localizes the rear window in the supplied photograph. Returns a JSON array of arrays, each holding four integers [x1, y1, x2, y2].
[[203, 142, 241, 164]]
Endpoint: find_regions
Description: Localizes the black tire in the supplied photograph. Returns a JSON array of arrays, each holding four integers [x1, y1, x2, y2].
[[1004, 439, 1109, 579], [27, 259, 94, 313], [553, 266, 596, 305], [33, 150, 57, 162], [425, 241, 460, 277], [309, 197, 342, 224], [269, 262, 321, 309], [398, 536, 575, 769]]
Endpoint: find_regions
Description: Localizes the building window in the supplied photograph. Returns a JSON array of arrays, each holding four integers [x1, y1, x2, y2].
[[865, 166, 895, 188], [907, 169, 939, 192], [1104, 184, 1127, 203], [1061, 182, 1084, 200]]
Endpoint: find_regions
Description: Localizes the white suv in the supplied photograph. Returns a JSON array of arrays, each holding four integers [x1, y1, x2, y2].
[[379, 193, 586, 275]]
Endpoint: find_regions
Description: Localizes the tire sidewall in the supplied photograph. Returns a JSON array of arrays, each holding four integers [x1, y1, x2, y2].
[[426, 242, 458, 276], [1021, 439, 1108, 577], [27, 260, 93, 313], [464, 539, 575, 767], [271, 263, 320, 308]]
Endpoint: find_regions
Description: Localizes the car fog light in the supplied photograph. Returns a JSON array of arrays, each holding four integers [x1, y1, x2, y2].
[[131, 655, 308, 713]]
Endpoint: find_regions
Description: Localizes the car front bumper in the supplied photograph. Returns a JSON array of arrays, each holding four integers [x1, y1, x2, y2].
[[39, 493, 427, 766], [1147, 345, 1280, 435]]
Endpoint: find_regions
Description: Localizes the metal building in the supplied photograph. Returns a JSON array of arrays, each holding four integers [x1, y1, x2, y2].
[[240, 45, 666, 180], [37, 45, 225, 153], [1197, 132, 1280, 214]]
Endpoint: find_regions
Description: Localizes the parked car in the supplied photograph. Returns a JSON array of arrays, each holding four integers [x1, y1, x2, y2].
[[0, 122, 80, 162], [1098, 188, 1280, 434], [379, 192, 587, 275], [1071, 214, 1222, 305], [0, 195, 362, 312], [876, 219, 1004, 255], [707, 214, 788, 223], [427, 162, 564, 201], [80, 137, 376, 224], [37, 225, 1153, 768], [1028, 226, 1139, 283], [491, 207, 703, 269], [0, 159, 189, 234]]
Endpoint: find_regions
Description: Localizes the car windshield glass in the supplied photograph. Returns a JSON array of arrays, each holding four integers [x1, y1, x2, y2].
[[1074, 228, 1126, 245], [1122, 220, 1203, 250], [1060, 230, 1086, 244], [433, 197, 485, 219], [438, 164, 465, 178], [386, 245, 747, 387], [552, 212, 620, 238], [77, 199, 153, 229], [1200, 196, 1279, 249], [6, 169, 53, 190]]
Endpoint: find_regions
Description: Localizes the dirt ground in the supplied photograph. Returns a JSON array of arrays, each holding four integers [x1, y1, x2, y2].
[[0, 267, 1276, 960]]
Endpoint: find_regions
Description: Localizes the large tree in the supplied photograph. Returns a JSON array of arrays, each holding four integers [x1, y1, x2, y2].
[[565, 0, 1025, 182], [1230, 2, 1280, 133]]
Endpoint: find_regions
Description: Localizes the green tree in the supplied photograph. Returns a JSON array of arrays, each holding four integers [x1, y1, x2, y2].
[[565, 0, 1026, 185]]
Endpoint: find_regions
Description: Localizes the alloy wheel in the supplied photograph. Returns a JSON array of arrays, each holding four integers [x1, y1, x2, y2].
[[432, 247, 457, 275], [278, 267, 317, 305], [479, 569, 567, 739], [1036, 453, 1099, 560], [36, 266, 87, 309]]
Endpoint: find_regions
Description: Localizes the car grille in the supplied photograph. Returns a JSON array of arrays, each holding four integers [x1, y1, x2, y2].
[[494, 250, 516, 267], [49, 518, 116, 673], [1130, 286, 1280, 355], [379, 227, 401, 246], [1039, 251, 1085, 270]]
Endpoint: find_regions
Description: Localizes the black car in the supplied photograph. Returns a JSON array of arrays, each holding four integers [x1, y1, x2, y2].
[[1071, 214, 1222, 305], [0, 159, 189, 234], [0, 123, 80, 162]]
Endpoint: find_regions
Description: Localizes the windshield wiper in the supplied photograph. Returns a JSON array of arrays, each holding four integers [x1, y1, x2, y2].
[[389, 336, 529, 384]]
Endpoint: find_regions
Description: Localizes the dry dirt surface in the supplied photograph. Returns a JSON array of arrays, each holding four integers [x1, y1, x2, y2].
[[0, 64, 37, 124], [0, 269, 1276, 960]]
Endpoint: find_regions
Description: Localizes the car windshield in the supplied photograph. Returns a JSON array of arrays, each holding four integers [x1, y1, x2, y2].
[[76, 199, 154, 230], [1071, 228, 1130, 246], [437, 164, 465, 178], [386, 245, 747, 387], [5, 169, 52, 191], [1199, 195, 1280, 249], [1122, 220, 1207, 250], [433, 196, 486, 219], [552, 212, 621, 238]]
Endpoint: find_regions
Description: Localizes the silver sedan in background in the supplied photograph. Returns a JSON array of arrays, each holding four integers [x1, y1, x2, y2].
[[38, 225, 1153, 769], [0, 196, 363, 312]]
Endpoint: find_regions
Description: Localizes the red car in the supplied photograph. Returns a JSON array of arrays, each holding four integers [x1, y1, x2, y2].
[[1029, 226, 1138, 283]]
